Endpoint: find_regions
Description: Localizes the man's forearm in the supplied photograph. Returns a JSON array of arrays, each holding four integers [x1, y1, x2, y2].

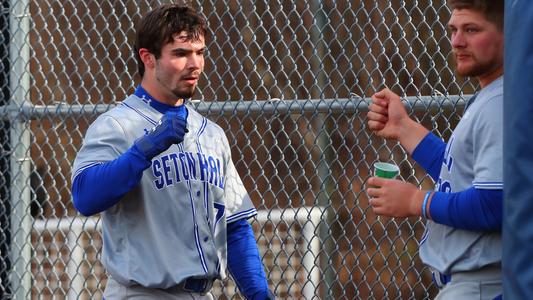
[[397, 118, 430, 155], [412, 132, 446, 181], [227, 219, 272, 300], [72, 144, 150, 216]]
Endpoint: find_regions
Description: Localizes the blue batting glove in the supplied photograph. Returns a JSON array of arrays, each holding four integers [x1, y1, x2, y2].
[[133, 106, 188, 159]]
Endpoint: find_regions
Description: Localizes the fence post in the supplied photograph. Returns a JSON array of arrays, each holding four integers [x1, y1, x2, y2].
[[301, 207, 326, 300], [9, 0, 32, 298], [67, 221, 84, 300], [0, 2, 11, 297]]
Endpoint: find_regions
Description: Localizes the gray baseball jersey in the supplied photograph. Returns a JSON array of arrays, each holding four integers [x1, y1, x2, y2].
[[72, 94, 257, 288], [419, 76, 503, 274]]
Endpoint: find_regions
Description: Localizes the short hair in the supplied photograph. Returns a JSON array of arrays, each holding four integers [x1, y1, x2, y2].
[[447, 0, 504, 30], [134, 4, 207, 77]]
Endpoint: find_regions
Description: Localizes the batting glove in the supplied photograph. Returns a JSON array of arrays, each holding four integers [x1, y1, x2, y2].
[[134, 106, 188, 160]]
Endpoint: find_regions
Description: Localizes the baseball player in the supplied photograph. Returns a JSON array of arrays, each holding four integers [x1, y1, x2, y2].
[[365, 1, 503, 299], [71, 4, 273, 300]]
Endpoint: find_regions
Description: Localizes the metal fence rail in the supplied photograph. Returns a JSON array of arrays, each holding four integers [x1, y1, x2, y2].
[[1, 0, 476, 299]]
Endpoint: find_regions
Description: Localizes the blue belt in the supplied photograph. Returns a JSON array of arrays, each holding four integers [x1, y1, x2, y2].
[[431, 270, 451, 289], [178, 277, 213, 294]]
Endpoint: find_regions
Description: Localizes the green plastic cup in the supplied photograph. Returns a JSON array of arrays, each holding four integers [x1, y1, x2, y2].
[[373, 162, 400, 179]]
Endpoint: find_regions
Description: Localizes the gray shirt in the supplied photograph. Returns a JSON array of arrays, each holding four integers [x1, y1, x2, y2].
[[420, 76, 503, 274], [72, 95, 257, 288]]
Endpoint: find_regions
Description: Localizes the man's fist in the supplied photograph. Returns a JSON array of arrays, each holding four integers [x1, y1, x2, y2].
[[134, 106, 188, 159]]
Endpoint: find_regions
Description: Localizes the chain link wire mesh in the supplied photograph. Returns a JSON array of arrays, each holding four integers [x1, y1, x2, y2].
[[0, 0, 479, 299]]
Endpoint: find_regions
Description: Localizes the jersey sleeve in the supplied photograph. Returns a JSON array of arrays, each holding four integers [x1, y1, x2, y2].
[[222, 136, 257, 223], [472, 97, 503, 190], [72, 115, 130, 180]]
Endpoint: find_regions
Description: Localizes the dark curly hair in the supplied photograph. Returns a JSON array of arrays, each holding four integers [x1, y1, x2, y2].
[[134, 4, 207, 77]]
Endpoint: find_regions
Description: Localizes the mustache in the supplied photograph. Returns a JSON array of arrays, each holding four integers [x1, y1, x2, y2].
[[453, 50, 471, 56], [181, 73, 201, 80]]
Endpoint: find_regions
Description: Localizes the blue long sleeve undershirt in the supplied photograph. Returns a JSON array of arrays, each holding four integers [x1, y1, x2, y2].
[[412, 132, 446, 181], [411, 132, 502, 231], [227, 219, 271, 300], [430, 188, 502, 231], [72, 144, 151, 216]]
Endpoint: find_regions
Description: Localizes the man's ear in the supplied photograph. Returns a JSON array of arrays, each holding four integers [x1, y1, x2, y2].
[[139, 48, 155, 69]]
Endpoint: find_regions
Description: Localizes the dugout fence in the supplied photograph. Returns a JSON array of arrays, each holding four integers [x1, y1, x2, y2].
[[1, 0, 476, 299]]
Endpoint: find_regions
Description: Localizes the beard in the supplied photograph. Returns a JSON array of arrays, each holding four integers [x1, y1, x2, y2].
[[154, 62, 199, 100], [172, 85, 196, 99], [155, 72, 197, 99], [454, 54, 501, 78], [456, 62, 490, 78]]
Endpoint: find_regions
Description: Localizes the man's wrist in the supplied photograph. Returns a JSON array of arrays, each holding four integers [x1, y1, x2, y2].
[[133, 137, 157, 160], [411, 189, 427, 217], [398, 120, 430, 155]]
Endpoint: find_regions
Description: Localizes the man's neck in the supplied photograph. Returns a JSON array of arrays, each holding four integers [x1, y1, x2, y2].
[[140, 80, 184, 106], [478, 65, 504, 88]]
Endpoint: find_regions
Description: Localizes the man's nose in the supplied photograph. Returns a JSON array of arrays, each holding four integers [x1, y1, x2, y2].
[[187, 54, 202, 69], [451, 31, 466, 48]]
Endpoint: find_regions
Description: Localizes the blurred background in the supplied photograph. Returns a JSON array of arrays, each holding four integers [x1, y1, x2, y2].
[[0, 0, 477, 299]]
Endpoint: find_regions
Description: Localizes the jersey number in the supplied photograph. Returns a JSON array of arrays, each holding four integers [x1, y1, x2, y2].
[[213, 202, 225, 231]]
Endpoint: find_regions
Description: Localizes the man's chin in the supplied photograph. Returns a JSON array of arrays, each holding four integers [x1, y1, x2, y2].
[[456, 66, 480, 78], [173, 88, 195, 99], [456, 62, 495, 78]]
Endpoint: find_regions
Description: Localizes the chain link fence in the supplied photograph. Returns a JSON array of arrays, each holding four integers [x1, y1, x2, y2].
[[0, 0, 478, 299]]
